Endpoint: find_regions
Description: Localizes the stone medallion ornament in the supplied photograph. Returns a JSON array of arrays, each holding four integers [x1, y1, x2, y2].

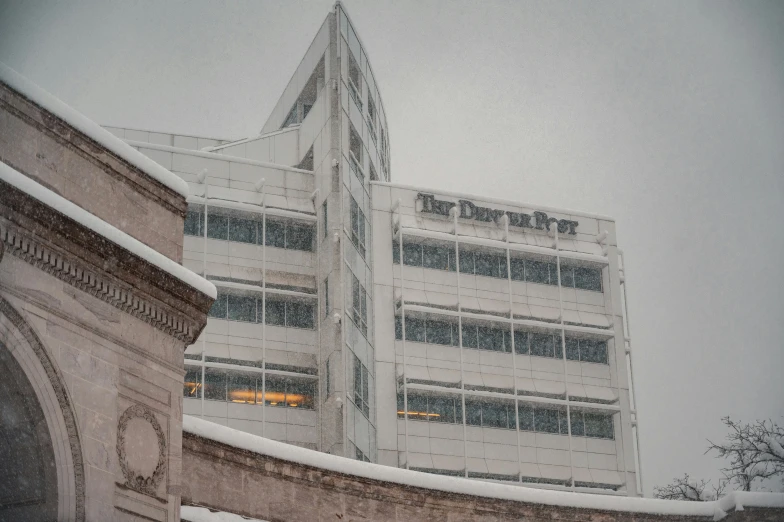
[[116, 404, 167, 496]]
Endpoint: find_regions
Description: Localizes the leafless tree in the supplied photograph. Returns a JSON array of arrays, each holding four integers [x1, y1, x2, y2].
[[654, 473, 726, 501], [706, 417, 784, 491]]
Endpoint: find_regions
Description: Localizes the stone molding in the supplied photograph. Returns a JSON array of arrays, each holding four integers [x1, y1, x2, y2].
[[0, 185, 212, 343], [0, 294, 85, 521], [116, 404, 168, 497]]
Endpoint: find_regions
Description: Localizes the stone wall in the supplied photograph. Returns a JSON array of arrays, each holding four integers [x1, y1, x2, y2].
[[181, 432, 783, 522]]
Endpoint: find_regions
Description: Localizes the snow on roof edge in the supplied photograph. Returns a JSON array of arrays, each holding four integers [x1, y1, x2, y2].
[[0, 162, 217, 299], [183, 415, 784, 518], [0, 62, 189, 198], [181, 506, 269, 522]]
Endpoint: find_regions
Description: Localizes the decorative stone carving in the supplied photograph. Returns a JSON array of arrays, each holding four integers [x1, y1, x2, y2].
[[116, 404, 167, 496]]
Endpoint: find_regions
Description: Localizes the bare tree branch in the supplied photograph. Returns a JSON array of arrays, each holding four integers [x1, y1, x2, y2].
[[654, 473, 721, 501]]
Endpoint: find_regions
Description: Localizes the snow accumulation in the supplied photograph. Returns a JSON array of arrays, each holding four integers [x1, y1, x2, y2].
[[183, 415, 784, 521], [0, 62, 189, 198], [181, 506, 268, 522], [0, 162, 217, 299]]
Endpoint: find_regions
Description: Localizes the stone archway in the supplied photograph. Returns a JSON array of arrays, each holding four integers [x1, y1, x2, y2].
[[0, 295, 85, 521]]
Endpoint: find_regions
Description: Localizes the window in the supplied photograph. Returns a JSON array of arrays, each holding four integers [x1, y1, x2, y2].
[[227, 371, 256, 404], [514, 330, 529, 355], [369, 162, 378, 181], [578, 339, 608, 364], [287, 301, 315, 329], [323, 278, 329, 318], [398, 393, 461, 424], [229, 216, 256, 244], [402, 243, 423, 266], [367, 94, 377, 142], [422, 245, 452, 271], [263, 375, 315, 409], [393, 242, 457, 271], [265, 300, 286, 326], [183, 368, 202, 398], [322, 200, 328, 239], [353, 355, 370, 417], [227, 295, 255, 322], [286, 224, 314, 252], [352, 275, 368, 336], [348, 51, 363, 111], [208, 293, 314, 329], [184, 210, 202, 236], [350, 197, 366, 258], [208, 293, 228, 319], [265, 220, 286, 248], [203, 368, 227, 401], [349, 126, 363, 181], [583, 413, 614, 439], [395, 317, 456, 346], [207, 213, 228, 240], [525, 260, 550, 285], [574, 266, 603, 292], [464, 399, 515, 430], [530, 333, 555, 358], [354, 444, 370, 463]]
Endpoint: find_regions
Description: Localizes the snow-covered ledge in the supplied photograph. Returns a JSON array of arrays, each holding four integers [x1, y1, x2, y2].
[[183, 415, 784, 521]]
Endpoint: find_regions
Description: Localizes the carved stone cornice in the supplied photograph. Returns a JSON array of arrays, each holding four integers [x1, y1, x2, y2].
[[0, 181, 211, 344]]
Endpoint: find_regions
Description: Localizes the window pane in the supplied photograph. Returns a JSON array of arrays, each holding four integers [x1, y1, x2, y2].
[[475, 253, 500, 278], [518, 405, 534, 431], [287, 302, 314, 329], [530, 333, 554, 358], [395, 316, 403, 340], [322, 200, 328, 238], [287, 224, 314, 251], [461, 324, 478, 348], [184, 210, 202, 236], [408, 395, 427, 420], [477, 326, 503, 352], [559, 265, 575, 288], [203, 368, 226, 401], [558, 410, 569, 434], [429, 397, 455, 423], [534, 408, 560, 433], [565, 338, 580, 361], [287, 379, 315, 410], [546, 263, 558, 285], [570, 412, 585, 436], [575, 267, 602, 292], [227, 295, 256, 322], [482, 402, 510, 429], [207, 213, 228, 240], [229, 217, 256, 244], [459, 250, 475, 274], [265, 300, 286, 326], [581, 339, 608, 364], [183, 368, 202, 398], [423, 245, 449, 271], [514, 331, 529, 354], [525, 260, 550, 284], [584, 414, 614, 439], [262, 376, 286, 407], [208, 294, 228, 319], [265, 220, 286, 248], [227, 371, 256, 404], [510, 258, 525, 281], [392, 241, 400, 263], [426, 320, 453, 346], [403, 243, 422, 266], [447, 250, 456, 272], [465, 400, 482, 426], [554, 335, 563, 359], [405, 318, 426, 342]]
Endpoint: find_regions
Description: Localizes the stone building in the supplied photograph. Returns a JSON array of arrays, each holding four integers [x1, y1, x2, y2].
[[0, 64, 215, 521]]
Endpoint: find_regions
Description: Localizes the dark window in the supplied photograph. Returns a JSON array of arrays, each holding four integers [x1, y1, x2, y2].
[[581, 339, 608, 364], [227, 295, 256, 322], [265, 220, 286, 248], [322, 200, 328, 239], [518, 405, 534, 431], [514, 330, 529, 354], [227, 371, 256, 404], [350, 198, 366, 257], [570, 412, 585, 436], [429, 396, 457, 424], [459, 250, 475, 274], [558, 410, 569, 434], [530, 333, 554, 358], [566, 337, 580, 361], [510, 258, 525, 281], [288, 302, 314, 329], [324, 278, 329, 318], [584, 413, 614, 439], [575, 267, 603, 292], [184, 210, 202, 236], [461, 324, 478, 348], [525, 260, 550, 285], [403, 243, 422, 267], [405, 318, 426, 343], [263, 376, 287, 407], [287, 224, 314, 251], [465, 400, 482, 426], [478, 326, 504, 352], [287, 379, 315, 410], [183, 368, 202, 398], [475, 253, 500, 278], [265, 300, 286, 326], [203, 368, 227, 401], [554, 335, 563, 359], [352, 275, 368, 336], [392, 241, 400, 263], [560, 265, 575, 288], [534, 408, 560, 433], [426, 320, 454, 346], [482, 402, 512, 429], [423, 245, 450, 271], [407, 395, 427, 420], [208, 294, 228, 319], [207, 213, 229, 240], [229, 217, 256, 244]]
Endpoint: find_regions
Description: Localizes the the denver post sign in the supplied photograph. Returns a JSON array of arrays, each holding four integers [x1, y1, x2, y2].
[[417, 193, 579, 235]]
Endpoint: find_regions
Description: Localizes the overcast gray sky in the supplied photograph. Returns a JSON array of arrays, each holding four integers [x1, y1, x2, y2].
[[2, 0, 782, 496]]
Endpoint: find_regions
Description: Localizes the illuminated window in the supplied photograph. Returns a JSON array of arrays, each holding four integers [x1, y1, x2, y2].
[[397, 393, 462, 424], [183, 368, 202, 398]]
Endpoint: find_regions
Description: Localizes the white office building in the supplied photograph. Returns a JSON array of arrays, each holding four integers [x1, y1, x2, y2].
[[108, 2, 643, 496]]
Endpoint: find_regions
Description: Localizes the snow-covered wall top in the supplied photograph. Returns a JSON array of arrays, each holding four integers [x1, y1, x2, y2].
[[183, 414, 784, 521], [0, 162, 217, 299], [0, 63, 190, 198]]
